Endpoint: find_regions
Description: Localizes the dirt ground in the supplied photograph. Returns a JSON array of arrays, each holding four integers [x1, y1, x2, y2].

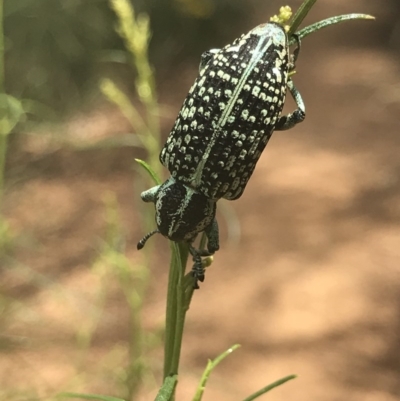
[[1, 1, 400, 401]]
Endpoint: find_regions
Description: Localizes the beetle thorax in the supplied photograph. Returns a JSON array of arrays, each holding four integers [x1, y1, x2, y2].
[[155, 178, 216, 242]]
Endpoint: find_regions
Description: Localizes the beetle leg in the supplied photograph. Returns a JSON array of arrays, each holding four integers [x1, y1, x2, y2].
[[189, 245, 211, 288], [290, 33, 301, 68], [205, 218, 220, 254], [140, 185, 160, 202], [275, 79, 305, 131]]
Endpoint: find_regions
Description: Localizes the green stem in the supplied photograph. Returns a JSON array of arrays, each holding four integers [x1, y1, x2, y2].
[[293, 13, 375, 42], [288, 0, 317, 36], [192, 344, 240, 401], [241, 375, 297, 401], [163, 242, 189, 378], [163, 244, 179, 378]]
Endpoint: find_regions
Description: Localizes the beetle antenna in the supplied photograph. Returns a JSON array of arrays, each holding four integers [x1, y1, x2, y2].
[[137, 229, 160, 250]]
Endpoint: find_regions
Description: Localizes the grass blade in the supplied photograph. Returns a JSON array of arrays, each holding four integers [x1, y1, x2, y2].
[[241, 375, 297, 401]]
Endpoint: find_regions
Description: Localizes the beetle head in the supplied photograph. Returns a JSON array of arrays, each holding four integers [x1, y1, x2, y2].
[[138, 177, 216, 249]]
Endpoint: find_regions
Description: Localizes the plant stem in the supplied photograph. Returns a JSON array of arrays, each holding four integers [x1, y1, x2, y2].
[[288, 0, 317, 36], [293, 13, 375, 42], [163, 242, 189, 398], [241, 375, 297, 401]]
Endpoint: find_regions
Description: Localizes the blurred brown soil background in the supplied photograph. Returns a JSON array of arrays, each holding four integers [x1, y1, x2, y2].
[[1, 1, 400, 400]]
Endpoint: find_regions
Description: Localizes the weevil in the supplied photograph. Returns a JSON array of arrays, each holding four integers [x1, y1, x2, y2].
[[138, 22, 305, 287]]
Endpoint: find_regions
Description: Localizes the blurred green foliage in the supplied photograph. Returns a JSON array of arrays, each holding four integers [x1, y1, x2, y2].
[[5, 0, 116, 115], [4, 0, 250, 117]]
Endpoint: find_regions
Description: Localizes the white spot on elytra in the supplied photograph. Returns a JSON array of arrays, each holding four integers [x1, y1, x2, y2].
[[188, 106, 196, 118], [239, 149, 247, 160], [273, 67, 282, 83]]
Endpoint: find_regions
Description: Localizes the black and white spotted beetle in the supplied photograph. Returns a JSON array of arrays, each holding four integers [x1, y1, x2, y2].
[[138, 21, 305, 287]]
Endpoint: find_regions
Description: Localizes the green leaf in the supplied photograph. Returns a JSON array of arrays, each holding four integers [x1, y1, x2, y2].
[[288, 0, 317, 36], [293, 13, 375, 43], [59, 393, 126, 401], [241, 375, 297, 401], [192, 344, 241, 401], [135, 158, 161, 185], [154, 375, 178, 401], [163, 241, 189, 379], [0, 93, 24, 136], [287, 0, 374, 41]]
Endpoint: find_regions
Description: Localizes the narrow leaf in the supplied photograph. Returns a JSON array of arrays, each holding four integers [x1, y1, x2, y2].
[[154, 375, 178, 401], [293, 13, 375, 43], [135, 158, 161, 185], [288, 0, 318, 36], [241, 375, 297, 401], [192, 344, 241, 401]]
